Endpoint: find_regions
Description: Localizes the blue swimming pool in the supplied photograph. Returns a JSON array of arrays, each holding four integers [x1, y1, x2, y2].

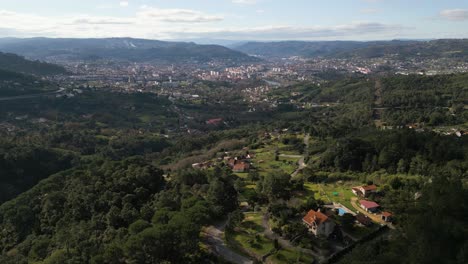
[[337, 208, 346, 216]]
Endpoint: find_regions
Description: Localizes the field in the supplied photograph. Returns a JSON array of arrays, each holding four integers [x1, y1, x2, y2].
[[253, 147, 301, 177], [303, 182, 356, 210]]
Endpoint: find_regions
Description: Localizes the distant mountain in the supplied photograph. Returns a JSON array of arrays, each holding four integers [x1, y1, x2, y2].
[[0, 38, 257, 63], [233, 39, 468, 60], [0, 52, 67, 76], [334, 39, 468, 60], [232, 41, 369, 58]]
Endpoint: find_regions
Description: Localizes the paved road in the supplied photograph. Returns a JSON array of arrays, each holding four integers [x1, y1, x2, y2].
[[0, 88, 65, 101], [203, 221, 253, 264]]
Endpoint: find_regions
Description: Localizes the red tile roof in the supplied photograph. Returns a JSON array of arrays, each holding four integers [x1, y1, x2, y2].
[[359, 200, 380, 209], [206, 118, 223, 125], [382, 212, 393, 217], [361, 185, 377, 191], [233, 163, 250, 171], [303, 210, 329, 226]]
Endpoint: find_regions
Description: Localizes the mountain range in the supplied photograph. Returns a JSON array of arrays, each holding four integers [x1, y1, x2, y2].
[[0, 38, 257, 64], [232, 39, 468, 60]]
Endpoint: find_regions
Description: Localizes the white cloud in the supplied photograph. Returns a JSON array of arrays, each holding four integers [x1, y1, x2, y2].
[[137, 7, 224, 23], [232, 0, 257, 5], [169, 22, 407, 40], [0, 9, 407, 40], [360, 8, 380, 14], [440, 9, 468, 21], [119, 1, 129, 7]]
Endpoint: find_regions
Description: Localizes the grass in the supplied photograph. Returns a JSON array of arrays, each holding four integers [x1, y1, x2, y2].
[[303, 182, 356, 210], [239, 186, 257, 202], [270, 248, 315, 264], [228, 212, 275, 257], [253, 148, 299, 176], [228, 212, 315, 264]]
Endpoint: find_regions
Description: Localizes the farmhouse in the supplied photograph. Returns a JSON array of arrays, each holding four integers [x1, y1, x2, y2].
[[302, 209, 336, 237], [359, 200, 380, 213], [352, 185, 378, 197]]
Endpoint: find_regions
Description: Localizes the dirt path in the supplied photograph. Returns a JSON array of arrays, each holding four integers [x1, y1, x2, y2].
[[290, 134, 310, 178], [203, 221, 253, 264]]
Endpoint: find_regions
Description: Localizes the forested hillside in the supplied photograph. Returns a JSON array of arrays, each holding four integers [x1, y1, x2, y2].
[[234, 39, 468, 60], [0, 52, 66, 76], [0, 72, 466, 264], [0, 38, 257, 63]]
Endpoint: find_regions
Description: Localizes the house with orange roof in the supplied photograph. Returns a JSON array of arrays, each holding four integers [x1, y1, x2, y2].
[[302, 209, 336, 237]]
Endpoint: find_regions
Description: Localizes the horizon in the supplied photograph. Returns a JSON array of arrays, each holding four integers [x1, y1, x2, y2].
[[0, 0, 467, 41]]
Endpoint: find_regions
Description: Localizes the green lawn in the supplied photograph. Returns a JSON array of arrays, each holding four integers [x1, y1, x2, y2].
[[303, 182, 356, 210]]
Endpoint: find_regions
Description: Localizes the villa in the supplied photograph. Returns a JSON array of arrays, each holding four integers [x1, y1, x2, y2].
[[303, 209, 336, 237]]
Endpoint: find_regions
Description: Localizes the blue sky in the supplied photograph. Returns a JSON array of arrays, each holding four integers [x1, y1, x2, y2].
[[0, 0, 467, 40]]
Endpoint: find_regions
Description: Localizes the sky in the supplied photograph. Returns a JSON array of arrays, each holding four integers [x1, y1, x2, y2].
[[0, 0, 467, 41]]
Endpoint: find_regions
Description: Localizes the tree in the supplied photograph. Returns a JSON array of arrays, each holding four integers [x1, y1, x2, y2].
[[259, 173, 292, 201]]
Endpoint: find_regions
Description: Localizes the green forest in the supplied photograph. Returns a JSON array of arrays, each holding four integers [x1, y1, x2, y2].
[[0, 63, 466, 264]]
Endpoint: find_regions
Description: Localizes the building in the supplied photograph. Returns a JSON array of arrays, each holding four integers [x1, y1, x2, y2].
[[355, 213, 373, 226], [302, 209, 336, 237], [359, 200, 380, 213], [233, 162, 250, 173], [381, 212, 393, 222], [206, 118, 223, 125], [352, 185, 378, 197]]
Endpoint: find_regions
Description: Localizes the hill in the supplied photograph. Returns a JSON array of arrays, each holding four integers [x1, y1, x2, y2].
[[0, 69, 58, 97], [232, 40, 368, 58], [0, 52, 67, 76], [0, 38, 257, 63], [233, 39, 468, 60]]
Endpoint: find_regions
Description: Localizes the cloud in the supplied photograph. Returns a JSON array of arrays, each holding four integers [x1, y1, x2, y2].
[[0, 9, 406, 40], [440, 9, 468, 21], [170, 22, 407, 40], [232, 0, 257, 5], [119, 1, 129, 7], [137, 7, 224, 23], [360, 8, 380, 14], [71, 17, 134, 25]]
